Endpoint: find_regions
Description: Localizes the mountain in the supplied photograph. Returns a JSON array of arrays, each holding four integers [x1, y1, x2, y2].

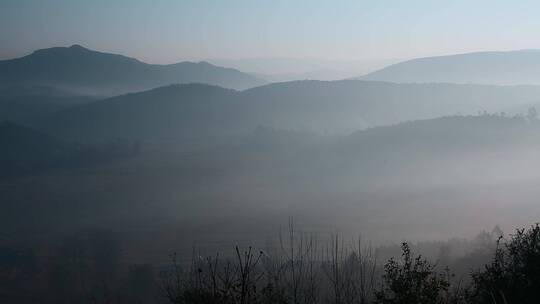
[[40, 80, 540, 143], [42, 83, 240, 143], [363, 50, 540, 85], [208, 57, 400, 81], [6, 114, 540, 245], [327, 114, 540, 186], [0, 121, 82, 178], [0, 85, 95, 125], [343, 115, 539, 157], [235, 80, 540, 134], [0, 45, 266, 94], [0, 121, 138, 179]]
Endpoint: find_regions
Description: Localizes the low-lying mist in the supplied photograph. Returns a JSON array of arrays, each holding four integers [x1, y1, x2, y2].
[[4, 113, 540, 266]]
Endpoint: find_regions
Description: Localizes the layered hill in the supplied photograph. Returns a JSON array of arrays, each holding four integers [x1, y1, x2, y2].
[[0, 85, 95, 125], [5, 115, 540, 243], [40, 80, 540, 143], [0, 45, 266, 94], [363, 50, 540, 85], [0, 121, 137, 178]]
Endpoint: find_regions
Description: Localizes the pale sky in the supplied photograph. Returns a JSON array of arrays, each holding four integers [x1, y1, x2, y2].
[[1, 0, 540, 64]]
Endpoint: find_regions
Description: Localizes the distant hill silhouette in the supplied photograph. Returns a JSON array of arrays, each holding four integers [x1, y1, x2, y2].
[[269, 114, 540, 189], [42, 83, 240, 143], [363, 50, 540, 85], [0, 121, 137, 178], [0, 121, 82, 178], [6, 114, 540, 244], [344, 115, 538, 155], [0, 45, 266, 94], [0, 85, 95, 125], [40, 80, 540, 143]]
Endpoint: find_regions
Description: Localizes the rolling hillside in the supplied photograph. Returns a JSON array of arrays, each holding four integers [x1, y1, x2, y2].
[[363, 50, 540, 85], [40, 80, 540, 143]]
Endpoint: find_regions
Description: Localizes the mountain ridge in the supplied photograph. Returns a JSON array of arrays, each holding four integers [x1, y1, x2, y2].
[[39, 80, 540, 143], [0, 45, 267, 94], [363, 49, 540, 85]]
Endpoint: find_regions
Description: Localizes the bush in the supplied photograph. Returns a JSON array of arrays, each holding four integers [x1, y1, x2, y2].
[[470, 223, 540, 304], [374, 243, 451, 304]]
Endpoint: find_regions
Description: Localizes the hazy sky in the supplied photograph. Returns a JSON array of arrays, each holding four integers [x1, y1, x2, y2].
[[2, 0, 540, 64]]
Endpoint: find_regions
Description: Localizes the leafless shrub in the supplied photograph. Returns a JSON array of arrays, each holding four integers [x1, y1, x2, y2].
[[163, 220, 379, 304]]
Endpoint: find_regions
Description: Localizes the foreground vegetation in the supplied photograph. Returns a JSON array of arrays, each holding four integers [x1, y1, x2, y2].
[[164, 223, 540, 304], [3, 223, 540, 303]]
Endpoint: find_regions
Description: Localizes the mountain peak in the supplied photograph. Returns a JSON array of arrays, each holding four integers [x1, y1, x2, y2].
[[69, 44, 87, 50], [1, 45, 267, 93], [30, 44, 92, 56]]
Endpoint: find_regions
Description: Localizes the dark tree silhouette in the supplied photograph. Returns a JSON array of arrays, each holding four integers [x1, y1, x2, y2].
[[374, 243, 451, 304], [470, 223, 540, 304]]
